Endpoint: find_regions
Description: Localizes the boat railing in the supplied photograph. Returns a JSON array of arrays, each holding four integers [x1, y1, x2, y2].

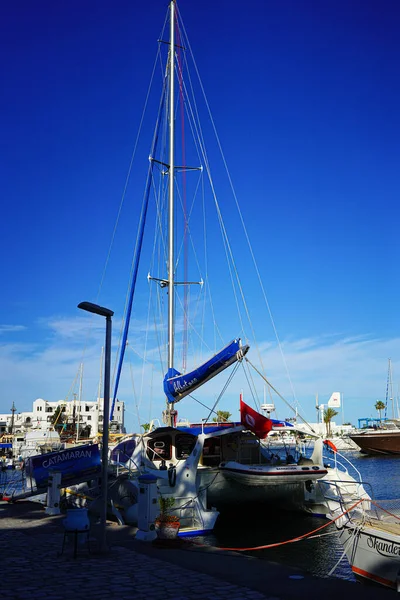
[[173, 495, 203, 529], [323, 449, 363, 484], [109, 453, 141, 478], [317, 477, 373, 502]]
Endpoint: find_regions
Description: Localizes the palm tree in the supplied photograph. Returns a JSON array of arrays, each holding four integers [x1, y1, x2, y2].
[[323, 408, 338, 437], [51, 405, 66, 428], [212, 410, 231, 423], [375, 400, 386, 421]]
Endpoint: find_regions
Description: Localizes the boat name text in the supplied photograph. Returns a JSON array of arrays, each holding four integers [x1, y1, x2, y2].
[[367, 535, 400, 557], [42, 449, 93, 469], [173, 378, 198, 393]]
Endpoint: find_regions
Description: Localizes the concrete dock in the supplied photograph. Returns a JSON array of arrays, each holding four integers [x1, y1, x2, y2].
[[1, 500, 394, 599]]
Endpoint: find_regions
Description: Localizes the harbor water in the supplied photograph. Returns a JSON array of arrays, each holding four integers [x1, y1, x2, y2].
[[193, 452, 400, 582]]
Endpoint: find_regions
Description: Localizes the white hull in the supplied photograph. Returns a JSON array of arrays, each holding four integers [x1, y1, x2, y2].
[[198, 461, 327, 510], [116, 428, 220, 534], [304, 465, 371, 518], [339, 519, 400, 589]]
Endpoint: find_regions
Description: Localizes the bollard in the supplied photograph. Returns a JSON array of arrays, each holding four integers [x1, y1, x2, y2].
[[135, 473, 158, 542], [45, 470, 62, 515]]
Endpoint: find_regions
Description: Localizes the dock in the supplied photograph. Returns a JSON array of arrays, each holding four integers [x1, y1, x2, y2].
[[1, 499, 394, 600]]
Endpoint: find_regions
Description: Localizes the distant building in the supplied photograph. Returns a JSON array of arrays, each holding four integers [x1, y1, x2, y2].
[[0, 397, 125, 436]]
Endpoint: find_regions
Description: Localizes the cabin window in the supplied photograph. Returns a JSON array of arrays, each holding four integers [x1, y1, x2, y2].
[[175, 434, 196, 459], [202, 437, 222, 466], [147, 435, 172, 461]]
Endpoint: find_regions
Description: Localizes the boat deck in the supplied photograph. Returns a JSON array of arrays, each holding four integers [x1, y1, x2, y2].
[[352, 515, 400, 535]]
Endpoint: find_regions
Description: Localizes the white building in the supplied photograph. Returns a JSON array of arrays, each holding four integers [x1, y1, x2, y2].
[[0, 410, 33, 434], [0, 397, 125, 436]]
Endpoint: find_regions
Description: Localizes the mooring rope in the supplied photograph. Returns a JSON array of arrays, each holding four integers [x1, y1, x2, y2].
[[207, 498, 364, 552]]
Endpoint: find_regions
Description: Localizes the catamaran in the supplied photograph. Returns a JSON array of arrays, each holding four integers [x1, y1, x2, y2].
[[95, 0, 339, 525]]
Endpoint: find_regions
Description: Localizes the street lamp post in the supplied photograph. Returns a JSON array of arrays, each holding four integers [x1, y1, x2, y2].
[[78, 301, 114, 552]]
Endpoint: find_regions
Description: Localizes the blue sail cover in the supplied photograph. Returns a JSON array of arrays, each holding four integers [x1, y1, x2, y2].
[[163, 339, 249, 404]]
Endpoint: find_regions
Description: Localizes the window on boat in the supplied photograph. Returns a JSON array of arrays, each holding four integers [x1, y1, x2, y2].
[[202, 438, 222, 466], [175, 434, 196, 459], [147, 436, 172, 461]]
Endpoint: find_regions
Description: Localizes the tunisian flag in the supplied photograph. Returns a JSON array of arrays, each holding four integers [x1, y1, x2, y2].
[[240, 397, 273, 439]]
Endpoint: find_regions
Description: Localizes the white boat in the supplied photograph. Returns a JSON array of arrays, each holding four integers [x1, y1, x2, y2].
[[111, 413, 329, 514], [14, 429, 64, 460], [336, 497, 400, 590], [260, 424, 370, 518], [209, 459, 327, 511], [303, 440, 371, 518]]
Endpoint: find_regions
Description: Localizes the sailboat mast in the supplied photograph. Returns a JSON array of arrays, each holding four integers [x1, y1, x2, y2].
[[167, 0, 176, 425], [388, 358, 394, 419]]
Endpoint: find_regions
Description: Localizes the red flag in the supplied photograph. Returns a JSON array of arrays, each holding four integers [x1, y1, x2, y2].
[[240, 398, 273, 439]]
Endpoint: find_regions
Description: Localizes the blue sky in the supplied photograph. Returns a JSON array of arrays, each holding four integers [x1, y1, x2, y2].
[[1, 0, 399, 432]]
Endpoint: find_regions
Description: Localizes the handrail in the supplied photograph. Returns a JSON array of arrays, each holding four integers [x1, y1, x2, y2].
[[334, 449, 363, 482]]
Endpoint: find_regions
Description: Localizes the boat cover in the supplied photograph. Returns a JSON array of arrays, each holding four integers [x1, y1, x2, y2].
[[163, 339, 249, 403]]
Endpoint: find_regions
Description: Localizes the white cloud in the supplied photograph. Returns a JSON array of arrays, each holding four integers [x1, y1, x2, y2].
[[0, 324, 26, 334]]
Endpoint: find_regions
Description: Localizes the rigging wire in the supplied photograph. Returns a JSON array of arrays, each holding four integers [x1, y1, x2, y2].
[[177, 10, 304, 417], [110, 41, 171, 418], [72, 13, 168, 407], [204, 362, 242, 423], [245, 357, 317, 434]]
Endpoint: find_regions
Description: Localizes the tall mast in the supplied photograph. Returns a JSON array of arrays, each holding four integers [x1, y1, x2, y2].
[[388, 358, 394, 419], [166, 0, 176, 426]]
